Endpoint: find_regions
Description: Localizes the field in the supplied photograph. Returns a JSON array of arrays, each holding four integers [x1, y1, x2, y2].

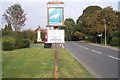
[[2, 43, 93, 78]]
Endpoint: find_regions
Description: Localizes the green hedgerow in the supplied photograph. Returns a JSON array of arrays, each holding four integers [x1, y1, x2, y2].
[[22, 39, 30, 48], [2, 36, 15, 51]]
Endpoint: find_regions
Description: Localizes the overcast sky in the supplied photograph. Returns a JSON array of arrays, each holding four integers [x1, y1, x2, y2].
[[0, 0, 120, 30]]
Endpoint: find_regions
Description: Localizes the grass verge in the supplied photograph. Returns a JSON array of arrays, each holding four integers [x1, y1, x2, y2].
[[2, 43, 93, 78]]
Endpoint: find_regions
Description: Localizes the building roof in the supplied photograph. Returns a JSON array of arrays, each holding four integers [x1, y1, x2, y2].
[[35, 26, 45, 32]]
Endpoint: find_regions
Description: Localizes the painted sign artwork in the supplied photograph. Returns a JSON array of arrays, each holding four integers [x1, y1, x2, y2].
[[49, 8, 62, 25]]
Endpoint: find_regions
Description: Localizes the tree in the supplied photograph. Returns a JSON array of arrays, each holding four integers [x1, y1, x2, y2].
[[3, 3, 26, 31], [76, 6, 102, 35], [74, 31, 85, 38], [84, 6, 119, 35], [4, 21, 12, 31], [76, 6, 102, 24], [64, 18, 76, 41]]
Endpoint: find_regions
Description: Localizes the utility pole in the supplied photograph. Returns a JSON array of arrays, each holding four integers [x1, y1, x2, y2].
[[103, 19, 107, 46]]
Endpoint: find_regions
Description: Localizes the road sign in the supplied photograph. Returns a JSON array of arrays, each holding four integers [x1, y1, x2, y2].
[[49, 8, 62, 25], [47, 2, 64, 27], [45, 30, 65, 43]]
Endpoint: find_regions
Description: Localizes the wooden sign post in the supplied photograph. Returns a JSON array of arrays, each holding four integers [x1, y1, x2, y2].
[[46, 0, 65, 79]]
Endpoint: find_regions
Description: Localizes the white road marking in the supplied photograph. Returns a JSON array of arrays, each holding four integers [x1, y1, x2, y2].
[[73, 42, 102, 54], [84, 47, 88, 50], [92, 50, 97, 52], [73, 42, 75, 44], [108, 55, 120, 60], [91, 50, 102, 54], [96, 51, 102, 54], [79, 46, 82, 48]]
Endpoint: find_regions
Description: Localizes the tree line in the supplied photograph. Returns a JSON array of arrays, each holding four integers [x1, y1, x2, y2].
[[1, 4, 120, 47], [64, 6, 120, 46]]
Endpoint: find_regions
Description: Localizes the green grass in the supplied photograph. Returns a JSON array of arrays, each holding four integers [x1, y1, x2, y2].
[[2, 43, 93, 78], [0, 39, 2, 79]]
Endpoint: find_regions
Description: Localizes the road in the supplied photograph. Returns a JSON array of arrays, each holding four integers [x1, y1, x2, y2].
[[63, 41, 119, 78]]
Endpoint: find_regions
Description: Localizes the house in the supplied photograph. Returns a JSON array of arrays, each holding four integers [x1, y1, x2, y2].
[[35, 26, 46, 42]]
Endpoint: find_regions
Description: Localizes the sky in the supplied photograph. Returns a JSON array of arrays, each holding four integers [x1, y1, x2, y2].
[[0, 0, 120, 30]]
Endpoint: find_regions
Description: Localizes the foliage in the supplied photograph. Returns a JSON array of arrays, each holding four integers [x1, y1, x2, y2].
[[84, 7, 118, 35], [2, 42, 15, 51], [2, 30, 36, 42], [110, 37, 120, 46], [2, 36, 16, 44], [15, 38, 24, 49], [2, 3, 26, 31], [74, 31, 85, 38], [77, 6, 102, 24], [4, 22, 12, 31], [75, 5, 120, 44], [22, 30, 36, 41], [2, 36, 15, 51], [2, 30, 13, 37], [22, 39, 30, 48], [64, 18, 76, 41], [41, 31, 45, 41], [112, 30, 120, 37], [2, 36, 30, 50], [110, 30, 120, 46], [86, 36, 97, 43]]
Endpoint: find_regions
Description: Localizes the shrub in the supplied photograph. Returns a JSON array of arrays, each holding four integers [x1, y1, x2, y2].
[[110, 37, 120, 46], [15, 39, 30, 49], [2, 30, 13, 37], [2, 36, 16, 44], [15, 38, 24, 49], [2, 42, 15, 51], [2, 36, 15, 51], [33, 39, 37, 43], [87, 36, 96, 43], [22, 39, 30, 48]]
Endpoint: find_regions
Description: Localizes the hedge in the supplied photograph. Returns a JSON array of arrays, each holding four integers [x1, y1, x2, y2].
[[110, 37, 120, 47], [22, 39, 30, 48], [2, 36, 15, 51], [2, 36, 30, 51]]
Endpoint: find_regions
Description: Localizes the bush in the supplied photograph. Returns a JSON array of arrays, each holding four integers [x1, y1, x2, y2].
[[22, 39, 30, 48], [33, 39, 37, 43], [15, 38, 24, 49], [15, 39, 30, 49], [2, 30, 13, 37], [110, 37, 120, 46], [2, 42, 15, 51], [87, 36, 97, 43], [2, 36, 16, 44], [2, 36, 15, 51]]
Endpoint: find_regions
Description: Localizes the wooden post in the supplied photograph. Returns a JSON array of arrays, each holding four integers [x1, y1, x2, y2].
[[54, 43, 58, 80], [54, 27, 59, 80]]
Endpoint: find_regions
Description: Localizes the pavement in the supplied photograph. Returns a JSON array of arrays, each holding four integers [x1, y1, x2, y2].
[[63, 41, 119, 78]]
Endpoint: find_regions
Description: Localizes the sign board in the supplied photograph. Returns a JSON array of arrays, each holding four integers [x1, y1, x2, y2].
[[45, 30, 65, 43], [47, 3, 64, 8], [47, 2, 64, 27]]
